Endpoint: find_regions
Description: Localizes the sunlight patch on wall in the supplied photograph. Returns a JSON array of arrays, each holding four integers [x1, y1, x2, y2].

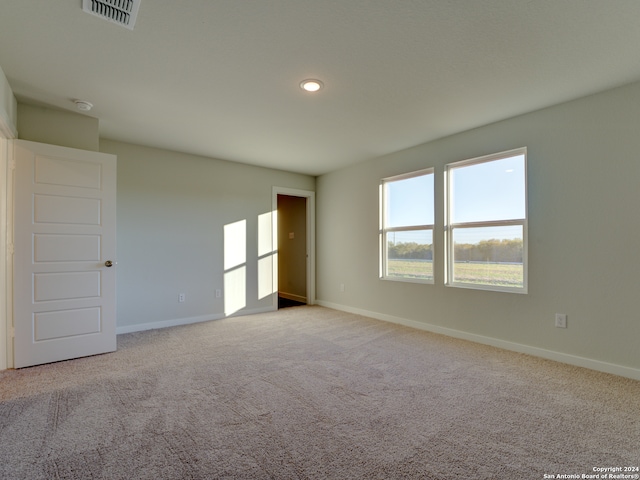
[[258, 256, 273, 300], [224, 220, 246, 270], [258, 212, 272, 257], [258, 211, 276, 300], [224, 266, 246, 316], [224, 220, 246, 315]]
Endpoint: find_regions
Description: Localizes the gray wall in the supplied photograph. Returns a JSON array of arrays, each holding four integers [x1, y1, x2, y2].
[[0, 65, 17, 136], [100, 139, 315, 330], [18, 104, 99, 151], [316, 80, 640, 376]]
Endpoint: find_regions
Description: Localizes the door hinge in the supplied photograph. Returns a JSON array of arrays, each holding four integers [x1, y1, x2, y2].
[[10, 327, 15, 339], [7, 243, 14, 255], [9, 158, 16, 171]]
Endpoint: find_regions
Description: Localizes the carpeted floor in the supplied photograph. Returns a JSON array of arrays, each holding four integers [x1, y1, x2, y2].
[[1, 306, 639, 479]]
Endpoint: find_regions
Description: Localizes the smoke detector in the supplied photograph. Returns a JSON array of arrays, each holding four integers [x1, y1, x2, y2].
[[74, 100, 93, 112], [82, 0, 141, 30]]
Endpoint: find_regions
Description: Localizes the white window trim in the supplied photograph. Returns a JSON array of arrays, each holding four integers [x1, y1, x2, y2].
[[444, 148, 528, 294], [380, 167, 435, 284]]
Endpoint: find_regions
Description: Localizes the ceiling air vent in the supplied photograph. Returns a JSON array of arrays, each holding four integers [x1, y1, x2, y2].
[[82, 0, 141, 30]]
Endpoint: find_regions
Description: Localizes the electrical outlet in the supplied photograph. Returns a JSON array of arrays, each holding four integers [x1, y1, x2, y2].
[[179, 293, 185, 303], [215, 289, 222, 298], [340, 283, 345, 292], [555, 313, 567, 328]]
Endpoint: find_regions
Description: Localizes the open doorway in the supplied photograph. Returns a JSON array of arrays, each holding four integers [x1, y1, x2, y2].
[[272, 187, 315, 310], [277, 194, 307, 308]]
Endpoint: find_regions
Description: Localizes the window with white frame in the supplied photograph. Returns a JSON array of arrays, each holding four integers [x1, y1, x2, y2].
[[445, 148, 527, 293], [380, 168, 434, 283]]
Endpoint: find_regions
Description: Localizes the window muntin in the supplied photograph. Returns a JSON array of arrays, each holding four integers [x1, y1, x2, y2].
[[446, 149, 527, 293], [380, 169, 434, 283]]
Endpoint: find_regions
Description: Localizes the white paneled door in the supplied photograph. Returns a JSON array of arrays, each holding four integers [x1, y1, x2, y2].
[[13, 140, 117, 368]]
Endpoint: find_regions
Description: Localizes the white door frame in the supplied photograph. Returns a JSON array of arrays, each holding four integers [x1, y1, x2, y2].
[[272, 187, 315, 308], [0, 136, 15, 370], [0, 138, 7, 370]]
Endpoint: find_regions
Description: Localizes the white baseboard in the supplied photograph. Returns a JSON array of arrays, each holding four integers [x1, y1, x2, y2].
[[316, 300, 640, 381], [116, 305, 277, 335], [278, 291, 307, 303]]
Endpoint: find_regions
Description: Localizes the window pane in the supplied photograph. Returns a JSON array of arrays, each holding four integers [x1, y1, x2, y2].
[[386, 173, 434, 228], [386, 230, 433, 281], [452, 225, 523, 288], [451, 154, 525, 223]]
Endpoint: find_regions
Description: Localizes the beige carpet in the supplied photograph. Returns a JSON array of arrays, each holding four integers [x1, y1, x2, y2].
[[1, 306, 638, 479]]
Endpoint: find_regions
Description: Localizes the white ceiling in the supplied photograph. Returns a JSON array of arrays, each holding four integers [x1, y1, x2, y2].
[[2, 1, 640, 176]]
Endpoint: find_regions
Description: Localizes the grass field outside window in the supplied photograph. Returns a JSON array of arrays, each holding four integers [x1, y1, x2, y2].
[[387, 259, 523, 288]]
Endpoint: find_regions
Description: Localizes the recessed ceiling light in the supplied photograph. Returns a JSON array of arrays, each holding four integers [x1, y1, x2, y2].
[[74, 100, 93, 112], [300, 79, 324, 93]]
